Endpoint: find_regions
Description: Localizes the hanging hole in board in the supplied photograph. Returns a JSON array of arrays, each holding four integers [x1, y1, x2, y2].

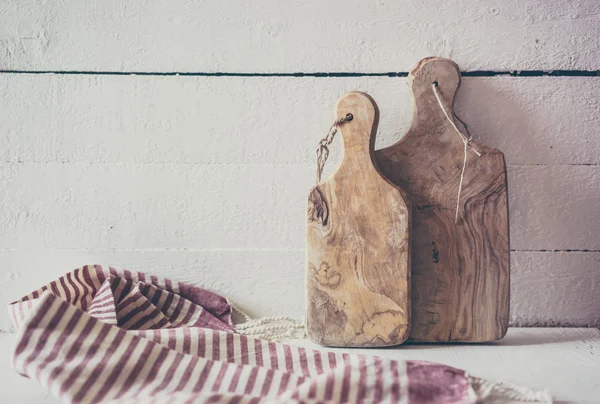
[[345, 113, 353, 121], [432, 81, 439, 87]]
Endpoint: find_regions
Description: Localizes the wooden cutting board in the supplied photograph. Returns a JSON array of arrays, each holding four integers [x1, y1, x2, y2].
[[306, 91, 411, 347], [376, 57, 510, 342]]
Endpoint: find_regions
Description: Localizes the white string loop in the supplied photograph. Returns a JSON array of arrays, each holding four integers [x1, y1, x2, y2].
[[431, 82, 481, 223], [229, 300, 306, 341], [470, 376, 553, 403]]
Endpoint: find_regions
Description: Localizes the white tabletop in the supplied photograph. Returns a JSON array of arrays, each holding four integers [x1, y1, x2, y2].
[[1, 328, 598, 403]]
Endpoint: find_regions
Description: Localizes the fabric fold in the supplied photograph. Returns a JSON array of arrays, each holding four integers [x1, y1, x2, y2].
[[8, 266, 551, 403], [8, 265, 233, 333]]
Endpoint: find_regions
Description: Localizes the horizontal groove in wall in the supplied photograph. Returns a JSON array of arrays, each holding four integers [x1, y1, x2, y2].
[[0, 70, 599, 77], [511, 249, 600, 253], [2, 161, 598, 167], [0, 248, 596, 253], [0, 248, 306, 252]]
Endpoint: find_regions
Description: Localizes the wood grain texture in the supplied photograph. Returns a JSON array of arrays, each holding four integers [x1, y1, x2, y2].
[[376, 58, 510, 342], [306, 92, 411, 347]]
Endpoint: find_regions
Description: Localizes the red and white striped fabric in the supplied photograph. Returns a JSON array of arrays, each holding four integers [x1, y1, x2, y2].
[[8, 266, 549, 403]]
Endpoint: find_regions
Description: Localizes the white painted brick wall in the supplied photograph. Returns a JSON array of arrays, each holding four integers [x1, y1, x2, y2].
[[1, 0, 598, 331]]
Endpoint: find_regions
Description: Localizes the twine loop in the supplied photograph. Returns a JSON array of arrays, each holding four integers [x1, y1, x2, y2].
[[431, 82, 481, 223], [314, 87, 479, 223], [316, 113, 353, 183]]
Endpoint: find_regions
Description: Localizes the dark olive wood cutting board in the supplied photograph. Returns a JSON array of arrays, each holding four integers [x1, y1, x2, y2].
[[306, 91, 411, 347], [376, 57, 510, 342]]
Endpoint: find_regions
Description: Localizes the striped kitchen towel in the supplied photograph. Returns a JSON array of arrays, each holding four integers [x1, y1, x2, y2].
[[8, 266, 551, 403]]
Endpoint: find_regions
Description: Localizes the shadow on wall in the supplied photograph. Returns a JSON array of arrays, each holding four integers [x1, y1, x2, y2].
[[454, 77, 537, 163], [455, 78, 532, 240]]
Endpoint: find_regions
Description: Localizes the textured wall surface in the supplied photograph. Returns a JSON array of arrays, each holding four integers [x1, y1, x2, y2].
[[1, 0, 599, 331]]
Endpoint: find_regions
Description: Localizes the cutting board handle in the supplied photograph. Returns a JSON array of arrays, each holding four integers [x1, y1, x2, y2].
[[409, 57, 461, 125], [375, 56, 510, 342], [307, 91, 411, 347], [334, 91, 380, 175]]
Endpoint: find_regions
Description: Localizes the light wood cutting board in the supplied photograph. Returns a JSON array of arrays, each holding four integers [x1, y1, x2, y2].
[[306, 91, 411, 347], [376, 57, 510, 342]]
